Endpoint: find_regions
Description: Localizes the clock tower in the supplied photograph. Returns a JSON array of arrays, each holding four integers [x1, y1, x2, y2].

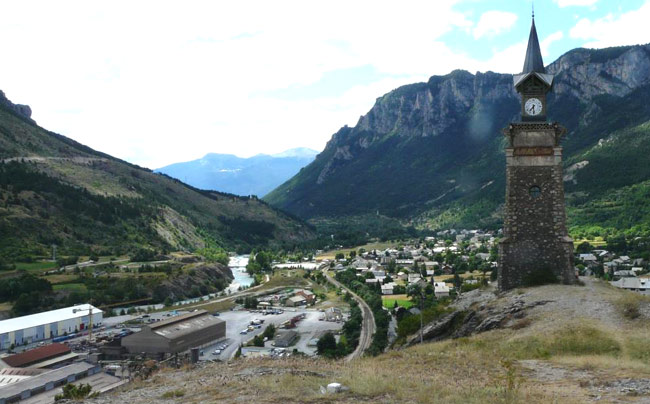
[[498, 14, 576, 291]]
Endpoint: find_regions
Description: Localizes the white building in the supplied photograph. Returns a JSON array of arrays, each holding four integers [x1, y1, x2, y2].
[[0, 304, 103, 350], [610, 278, 650, 295], [433, 282, 450, 298]]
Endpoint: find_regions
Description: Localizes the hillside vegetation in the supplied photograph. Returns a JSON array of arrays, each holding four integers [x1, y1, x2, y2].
[[0, 95, 315, 262]]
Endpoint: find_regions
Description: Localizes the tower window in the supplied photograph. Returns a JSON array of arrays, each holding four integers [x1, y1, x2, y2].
[[529, 186, 541, 198]]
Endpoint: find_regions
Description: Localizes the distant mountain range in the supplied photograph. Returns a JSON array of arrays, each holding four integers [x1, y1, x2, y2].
[[156, 148, 319, 197], [265, 44, 650, 236], [0, 91, 315, 261]]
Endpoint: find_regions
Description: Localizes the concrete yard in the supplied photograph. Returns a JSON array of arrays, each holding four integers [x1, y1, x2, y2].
[[199, 308, 344, 360]]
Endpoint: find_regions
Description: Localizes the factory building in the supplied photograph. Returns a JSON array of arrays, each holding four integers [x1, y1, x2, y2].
[[0, 304, 103, 350], [1, 343, 78, 369], [121, 310, 225, 355]]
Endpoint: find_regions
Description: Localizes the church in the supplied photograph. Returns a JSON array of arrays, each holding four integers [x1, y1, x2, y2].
[[498, 14, 576, 291]]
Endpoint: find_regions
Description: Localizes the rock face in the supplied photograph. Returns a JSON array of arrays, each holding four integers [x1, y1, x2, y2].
[[0, 90, 33, 122], [154, 263, 234, 301], [264, 44, 650, 225]]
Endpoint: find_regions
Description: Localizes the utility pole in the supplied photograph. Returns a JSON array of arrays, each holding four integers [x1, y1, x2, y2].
[[73, 305, 94, 347], [420, 288, 424, 344]]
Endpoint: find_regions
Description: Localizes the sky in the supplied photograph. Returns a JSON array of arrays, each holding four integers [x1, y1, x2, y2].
[[1, 0, 649, 169]]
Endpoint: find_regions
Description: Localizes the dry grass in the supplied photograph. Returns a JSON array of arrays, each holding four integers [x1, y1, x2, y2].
[[93, 280, 650, 404], [613, 292, 650, 320], [316, 241, 396, 260], [43, 274, 79, 284]]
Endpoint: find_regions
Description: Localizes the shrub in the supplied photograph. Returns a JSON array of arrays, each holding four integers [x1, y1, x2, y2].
[[615, 293, 649, 320]]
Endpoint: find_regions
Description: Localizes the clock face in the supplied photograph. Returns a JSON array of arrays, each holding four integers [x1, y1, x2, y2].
[[525, 98, 543, 116]]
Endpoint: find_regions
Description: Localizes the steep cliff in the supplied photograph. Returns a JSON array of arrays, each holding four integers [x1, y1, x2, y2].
[[265, 44, 650, 231]]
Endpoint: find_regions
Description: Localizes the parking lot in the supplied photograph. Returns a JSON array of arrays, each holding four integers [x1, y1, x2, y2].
[[198, 308, 345, 360]]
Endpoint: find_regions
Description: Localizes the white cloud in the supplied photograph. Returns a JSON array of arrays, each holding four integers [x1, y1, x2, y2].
[[554, 0, 598, 7], [541, 31, 565, 57], [569, 1, 650, 48], [0, 0, 479, 168], [473, 11, 518, 39]]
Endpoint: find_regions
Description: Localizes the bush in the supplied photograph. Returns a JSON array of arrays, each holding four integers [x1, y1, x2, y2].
[[615, 293, 649, 320], [55, 384, 96, 401]]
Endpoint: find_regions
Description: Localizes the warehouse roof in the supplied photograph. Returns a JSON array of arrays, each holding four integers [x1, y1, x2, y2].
[[274, 330, 298, 346], [0, 304, 102, 335], [2, 343, 70, 367], [149, 310, 224, 341], [0, 362, 96, 400]]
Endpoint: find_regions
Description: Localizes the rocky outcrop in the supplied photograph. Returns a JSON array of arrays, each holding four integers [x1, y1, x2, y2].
[[403, 287, 553, 347], [154, 263, 233, 301], [0, 90, 34, 122]]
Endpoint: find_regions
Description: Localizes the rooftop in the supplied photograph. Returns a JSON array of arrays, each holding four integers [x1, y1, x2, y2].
[[0, 362, 96, 400], [0, 304, 102, 335], [2, 343, 70, 368], [149, 310, 224, 341]]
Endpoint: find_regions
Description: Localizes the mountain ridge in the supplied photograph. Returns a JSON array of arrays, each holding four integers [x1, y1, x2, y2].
[[264, 43, 650, 235], [0, 96, 315, 261], [156, 148, 318, 197]]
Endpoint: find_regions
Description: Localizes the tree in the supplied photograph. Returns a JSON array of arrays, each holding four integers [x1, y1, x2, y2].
[[335, 253, 345, 260], [317, 332, 338, 358], [263, 324, 276, 339], [55, 384, 96, 401], [576, 241, 593, 254]]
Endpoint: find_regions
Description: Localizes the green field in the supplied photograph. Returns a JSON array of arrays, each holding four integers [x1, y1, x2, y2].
[[52, 283, 88, 292], [13, 261, 57, 273], [382, 297, 414, 309]]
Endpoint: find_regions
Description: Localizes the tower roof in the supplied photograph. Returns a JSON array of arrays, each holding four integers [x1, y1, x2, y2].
[[513, 13, 553, 90], [522, 17, 545, 74]]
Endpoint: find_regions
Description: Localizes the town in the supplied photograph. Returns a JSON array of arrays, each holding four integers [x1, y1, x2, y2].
[[1, 227, 646, 403]]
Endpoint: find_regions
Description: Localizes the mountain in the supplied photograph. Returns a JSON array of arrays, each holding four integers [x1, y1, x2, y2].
[[155, 148, 318, 197], [265, 44, 650, 235], [0, 93, 315, 262]]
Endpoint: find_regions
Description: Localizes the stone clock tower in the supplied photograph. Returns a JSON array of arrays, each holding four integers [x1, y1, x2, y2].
[[498, 15, 575, 291]]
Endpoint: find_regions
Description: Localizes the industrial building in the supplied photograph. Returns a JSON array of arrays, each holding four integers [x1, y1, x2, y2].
[[273, 330, 297, 347], [0, 304, 103, 350], [121, 310, 225, 355], [1, 343, 78, 369], [0, 362, 123, 404]]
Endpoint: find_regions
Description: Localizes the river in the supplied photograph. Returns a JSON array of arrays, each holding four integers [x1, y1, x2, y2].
[[226, 255, 255, 292], [111, 255, 255, 314]]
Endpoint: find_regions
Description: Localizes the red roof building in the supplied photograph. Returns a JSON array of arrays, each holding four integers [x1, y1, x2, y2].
[[2, 343, 71, 368]]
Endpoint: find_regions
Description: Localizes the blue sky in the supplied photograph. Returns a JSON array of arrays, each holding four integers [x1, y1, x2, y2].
[[0, 0, 648, 168]]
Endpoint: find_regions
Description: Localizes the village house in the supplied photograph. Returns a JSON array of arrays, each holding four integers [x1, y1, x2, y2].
[[407, 273, 422, 284], [611, 277, 650, 295], [381, 282, 396, 295], [433, 282, 450, 298], [296, 290, 315, 304]]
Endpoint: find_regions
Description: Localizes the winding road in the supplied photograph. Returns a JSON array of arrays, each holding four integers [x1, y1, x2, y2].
[[322, 266, 375, 362]]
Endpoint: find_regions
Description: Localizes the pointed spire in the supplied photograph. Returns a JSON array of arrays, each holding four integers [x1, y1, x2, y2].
[[522, 14, 545, 74]]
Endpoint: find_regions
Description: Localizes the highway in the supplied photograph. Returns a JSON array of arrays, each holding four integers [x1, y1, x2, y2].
[[322, 267, 375, 362]]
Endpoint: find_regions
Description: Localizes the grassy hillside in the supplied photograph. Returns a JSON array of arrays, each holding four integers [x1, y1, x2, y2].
[[0, 102, 315, 262], [88, 280, 650, 403]]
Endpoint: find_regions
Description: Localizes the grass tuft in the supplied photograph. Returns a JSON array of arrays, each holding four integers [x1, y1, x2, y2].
[[614, 292, 650, 320]]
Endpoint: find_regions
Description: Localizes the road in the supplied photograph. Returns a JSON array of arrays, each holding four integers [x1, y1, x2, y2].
[[322, 267, 375, 362]]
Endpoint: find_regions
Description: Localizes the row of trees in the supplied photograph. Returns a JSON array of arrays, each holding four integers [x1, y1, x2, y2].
[[335, 268, 390, 356]]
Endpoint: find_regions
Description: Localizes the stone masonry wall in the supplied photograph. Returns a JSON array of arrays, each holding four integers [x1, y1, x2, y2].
[[499, 124, 575, 291]]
